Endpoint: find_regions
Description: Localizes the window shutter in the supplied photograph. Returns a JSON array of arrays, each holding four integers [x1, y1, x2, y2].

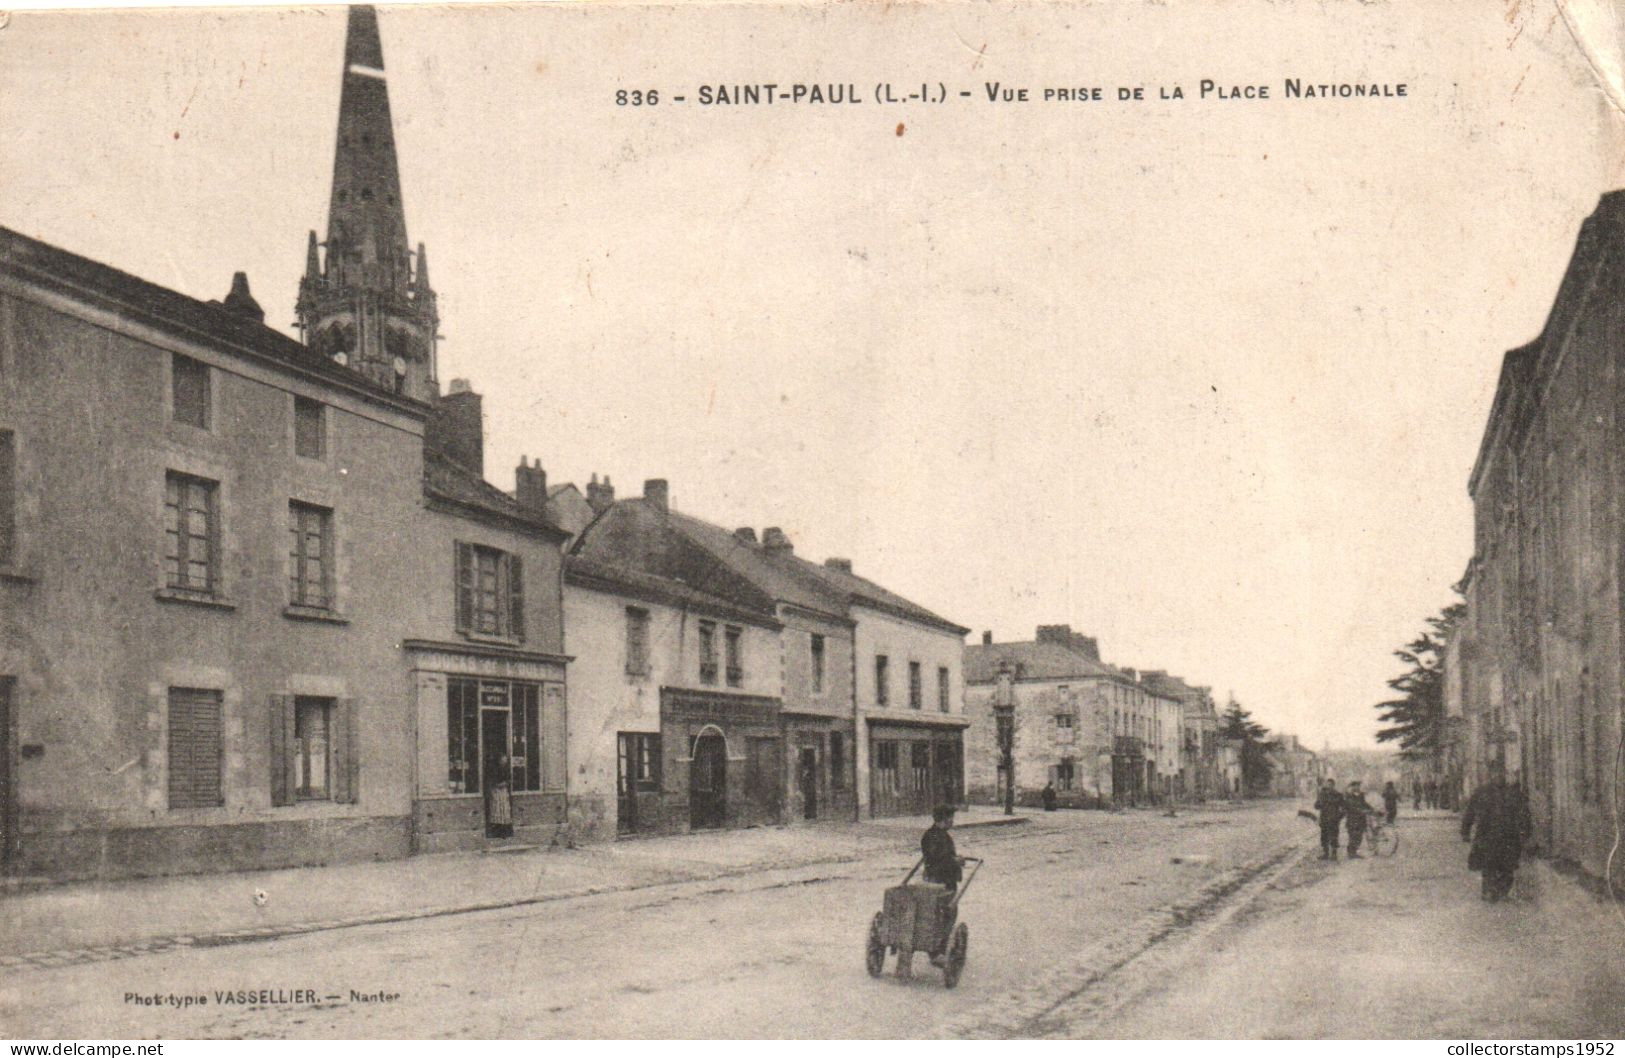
[[542, 683, 567, 792], [507, 553, 525, 641], [332, 697, 359, 803], [454, 542, 473, 632], [269, 695, 294, 806]]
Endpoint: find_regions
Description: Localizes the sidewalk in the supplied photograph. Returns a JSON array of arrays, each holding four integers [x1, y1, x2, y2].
[[0, 807, 1038, 967], [1091, 813, 1625, 1038]]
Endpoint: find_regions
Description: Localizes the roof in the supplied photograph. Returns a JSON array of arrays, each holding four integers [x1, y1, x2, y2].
[[783, 556, 969, 635], [665, 511, 850, 622], [964, 640, 1120, 684], [424, 446, 569, 541], [0, 226, 425, 416], [565, 554, 781, 630]]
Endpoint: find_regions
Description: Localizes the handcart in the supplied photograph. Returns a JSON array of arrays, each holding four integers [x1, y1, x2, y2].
[[865, 856, 983, 987]]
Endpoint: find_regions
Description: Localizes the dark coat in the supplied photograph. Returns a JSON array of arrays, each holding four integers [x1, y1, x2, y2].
[[1314, 787, 1345, 823], [1462, 780, 1533, 874], [921, 824, 962, 886], [1343, 791, 1373, 829]]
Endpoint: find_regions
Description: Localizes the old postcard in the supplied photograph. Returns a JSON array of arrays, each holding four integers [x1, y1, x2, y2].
[[1, 0, 1623, 1042]]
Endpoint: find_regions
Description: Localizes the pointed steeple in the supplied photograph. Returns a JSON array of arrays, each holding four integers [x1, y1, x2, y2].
[[297, 4, 438, 400]]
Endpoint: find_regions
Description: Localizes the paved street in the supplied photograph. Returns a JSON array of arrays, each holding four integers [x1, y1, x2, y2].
[[3, 803, 1619, 1039]]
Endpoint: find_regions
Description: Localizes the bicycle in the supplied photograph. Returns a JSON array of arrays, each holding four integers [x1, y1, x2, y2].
[[1365, 815, 1399, 857]]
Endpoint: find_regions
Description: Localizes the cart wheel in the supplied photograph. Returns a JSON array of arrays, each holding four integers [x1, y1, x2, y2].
[[942, 923, 969, 989], [866, 912, 886, 977]]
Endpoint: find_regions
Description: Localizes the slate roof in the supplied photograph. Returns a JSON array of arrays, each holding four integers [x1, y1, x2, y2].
[[423, 446, 568, 540], [779, 555, 968, 635], [666, 512, 851, 622], [0, 226, 424, 414], [566, 554, 781, 630], [963, 640, 1122, 684]]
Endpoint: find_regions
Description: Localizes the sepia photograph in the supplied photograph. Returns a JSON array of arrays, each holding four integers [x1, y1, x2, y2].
[[1, 0, 1624, 1042]]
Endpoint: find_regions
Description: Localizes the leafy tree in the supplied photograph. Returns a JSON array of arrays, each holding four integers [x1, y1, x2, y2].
[[1219, 696, 1276, 796], [1374, 600, 1466, 762]]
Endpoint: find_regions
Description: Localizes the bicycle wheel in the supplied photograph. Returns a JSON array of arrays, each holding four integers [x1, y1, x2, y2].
[[1372, 826, 1398, 857]]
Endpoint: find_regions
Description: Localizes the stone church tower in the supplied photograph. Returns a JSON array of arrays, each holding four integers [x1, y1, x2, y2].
[[296, 5, 438, 400]]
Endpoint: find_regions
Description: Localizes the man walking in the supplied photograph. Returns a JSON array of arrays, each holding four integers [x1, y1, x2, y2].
[[1314, 777, 1344, 860], [1343, 780, 1374, 858], [1382, 780, 1400, 825], [1462, 762, 1534, 902]]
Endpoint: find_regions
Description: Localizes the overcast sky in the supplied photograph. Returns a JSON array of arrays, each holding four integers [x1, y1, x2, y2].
[[4, 0, 1621, 749]]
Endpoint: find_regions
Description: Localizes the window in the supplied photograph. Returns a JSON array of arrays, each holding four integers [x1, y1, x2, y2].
[[811, 634, 825, 694], [0, 430, 13, 566], [625, 606, 650, 675], [725, 625, 743, 687], [1056, 714, 1074, 729], [447, 678, 480, 793], [164, 472, 218, 594], [874, 740, 899, 795], [938, 666, 950, 712], [288, 502, 334, 610], [511, 681, 541, 792], [619, 732, 662, 794], [1055, 759, 1075, 791], [698, 620, 718, 684], [172, 353, 210, 428], [167, 687, 223, 808], [294, 396, 325, 459], [455, 542, 524, 640], [875, 655, 890, 706], [830, 731, 845, 788], [911, 741, 930, 792], [909, 661, 922, 710], [294, 697, 332, 800]]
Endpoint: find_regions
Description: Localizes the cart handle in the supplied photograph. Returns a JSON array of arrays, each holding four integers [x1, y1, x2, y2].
[[951, 857, 984, 907], [900, 856, 924, 885]]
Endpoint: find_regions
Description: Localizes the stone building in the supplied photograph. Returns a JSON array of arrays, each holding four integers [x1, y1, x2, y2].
[[1460, 190, 1625, 885], [0, 6, 572, 878], [963, 626, 1185, 808], [1141, 670, 1220, 801]]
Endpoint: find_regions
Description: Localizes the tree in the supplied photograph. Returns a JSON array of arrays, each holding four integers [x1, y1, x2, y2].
[[1374, 599, 1466, 763], [1219, 696, 1276, 797]]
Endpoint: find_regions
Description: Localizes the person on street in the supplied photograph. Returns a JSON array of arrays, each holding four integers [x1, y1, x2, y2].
[[1462, 762, 1534, 902], [1413, 782, 1423, 811], [1382, 781, 1400, 825], [1314, 777, 1345, 860], [1343, 780, 1374, 858], [921, 804, 966, 966], [1041, 782, 1058, 812]]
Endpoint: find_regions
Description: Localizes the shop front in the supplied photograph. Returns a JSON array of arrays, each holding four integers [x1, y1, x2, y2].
[[408, 640, 568, 853], [867, 717, 966, 818], [660, 687, 783, 833]]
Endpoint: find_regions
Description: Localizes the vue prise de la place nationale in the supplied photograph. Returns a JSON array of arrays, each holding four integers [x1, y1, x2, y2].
[[0, 0, 1620, 1042]]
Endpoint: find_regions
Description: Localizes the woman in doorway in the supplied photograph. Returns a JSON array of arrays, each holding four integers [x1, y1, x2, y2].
[[487, 758, 515, 840]]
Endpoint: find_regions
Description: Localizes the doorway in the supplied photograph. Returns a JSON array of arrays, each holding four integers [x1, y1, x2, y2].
[[690, 731, 727, 830], [798, 746, 818, 820], [481, 708, 512, 837]]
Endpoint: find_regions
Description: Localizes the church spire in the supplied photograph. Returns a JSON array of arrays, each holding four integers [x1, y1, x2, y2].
[[297, 4, 438, 400]]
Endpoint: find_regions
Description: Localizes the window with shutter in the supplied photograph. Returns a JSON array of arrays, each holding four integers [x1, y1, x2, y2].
[[167, 688, 223, 809], [455, 542, 475, 632], [507, 553, 525, 641]]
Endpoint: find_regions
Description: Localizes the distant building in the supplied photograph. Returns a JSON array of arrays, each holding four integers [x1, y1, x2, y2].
[[964, 626, 1184, 808], [1141, 671, 1220, 801]]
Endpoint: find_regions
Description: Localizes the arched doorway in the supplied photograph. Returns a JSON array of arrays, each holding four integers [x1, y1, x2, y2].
[[690, 729, 728, 830]]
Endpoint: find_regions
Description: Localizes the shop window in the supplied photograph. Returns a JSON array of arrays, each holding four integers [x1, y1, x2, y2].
[[911, 741, 931, 793], [511, 681, 541, 792], [829, 731, 845, 788], [447, 678, 481, 794]]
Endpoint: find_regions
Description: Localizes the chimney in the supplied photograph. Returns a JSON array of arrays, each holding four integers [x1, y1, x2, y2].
[[1035, 624, 1073, 645], [761, 527, 793, 554], [429, 379, 484, 477], [824, 557, 853, 574], [1122, 667, 1138, 683], [1069, 634, 1100, 661], [586, 473, 616, 513], [221, 272, 264, 323], [982, 631, 993, 646], [515, 455, 548, 512], [734, 527, 758, 545], [643, 478, 669, 512]]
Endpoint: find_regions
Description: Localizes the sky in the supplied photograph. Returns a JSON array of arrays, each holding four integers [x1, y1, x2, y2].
[[3, 0, 1622, 750]]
